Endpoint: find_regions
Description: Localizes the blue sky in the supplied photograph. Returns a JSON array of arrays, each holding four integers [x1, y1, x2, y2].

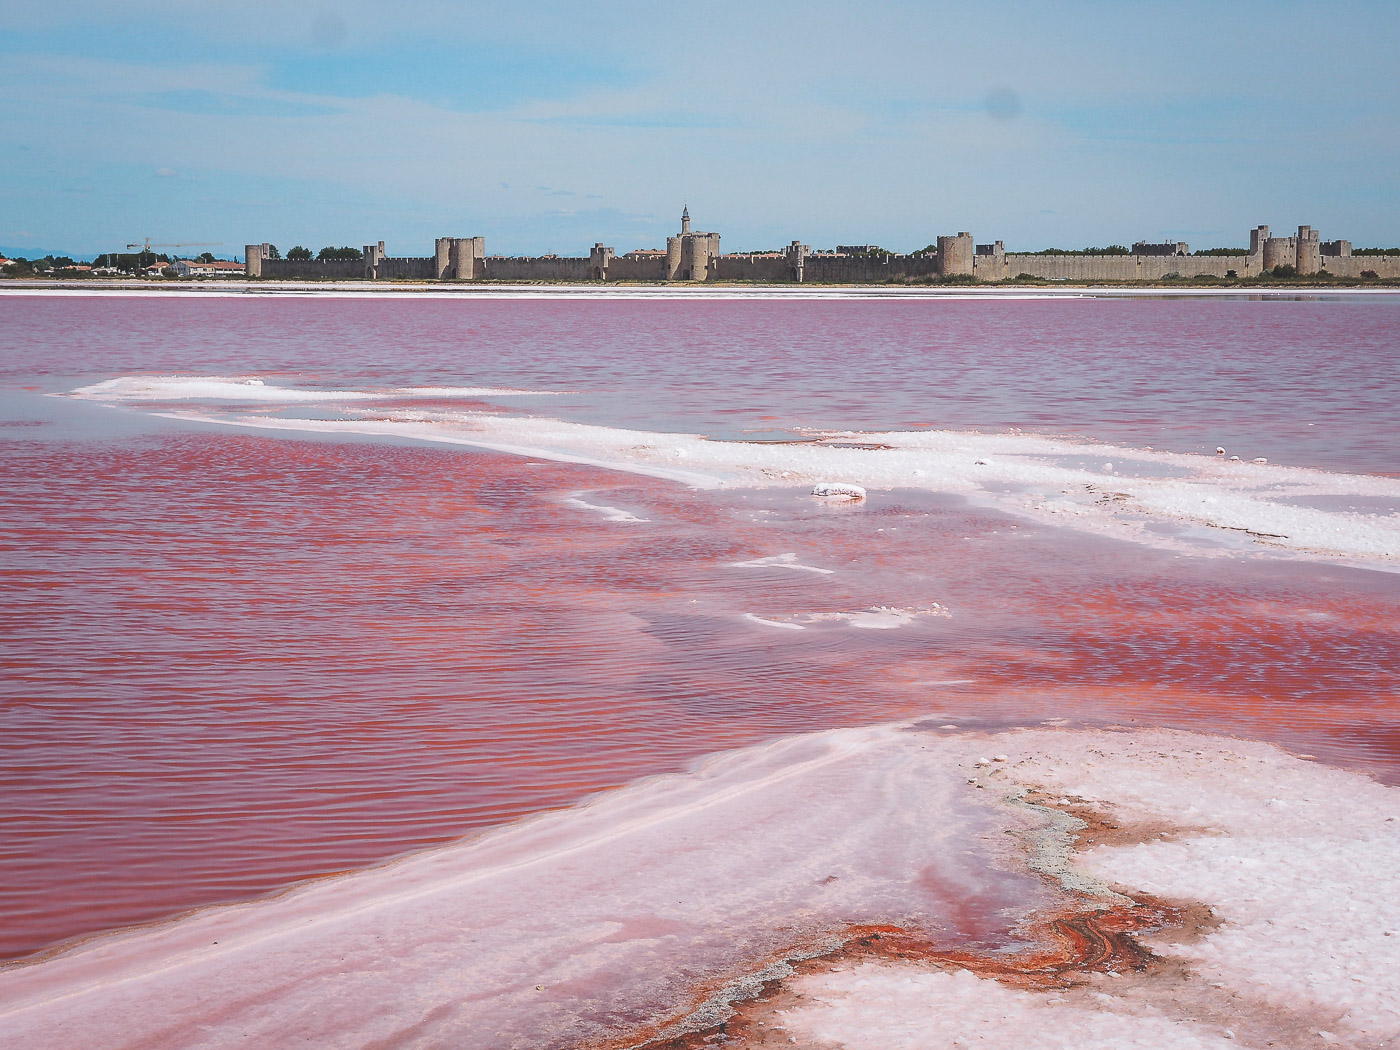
[[4, 1, 1398, 258]]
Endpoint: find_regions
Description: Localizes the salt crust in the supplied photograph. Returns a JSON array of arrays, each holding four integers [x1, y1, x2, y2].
[[783, 965, 1239, 1049], [66, 375, 1400, 565], [780, 729, 1400, 1050], [2, 725, 1396, 1049], [0, 726, 1053, 1050]]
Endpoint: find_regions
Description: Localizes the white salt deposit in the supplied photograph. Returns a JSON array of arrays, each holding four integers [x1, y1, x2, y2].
[[731, 552, 836, 575], [812, 482, 867, 500], [746, 604, 950, 631], [561, 496, 649, 522], [64, 376, 1400, 565], [742, 613, 807, 630], [0, 726, 1053, 1050], [3, 724, 1395, 1048], [779, 728, 1400, 1050], [781, 965, 1240, 1049], [71, 375, 375, 402], [70, 376, 554, 403]]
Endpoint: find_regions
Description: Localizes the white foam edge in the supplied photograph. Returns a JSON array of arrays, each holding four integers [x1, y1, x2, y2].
[[68, 376, 555, 402], [561, 495, 649, 522], [730, 552, 837, 574]]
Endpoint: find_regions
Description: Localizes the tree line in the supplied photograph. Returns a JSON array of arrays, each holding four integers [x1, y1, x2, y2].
[[263, 245, 364, 262]]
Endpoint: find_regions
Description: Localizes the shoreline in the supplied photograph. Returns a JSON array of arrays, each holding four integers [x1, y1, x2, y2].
[[4, 277, 1400, 299]]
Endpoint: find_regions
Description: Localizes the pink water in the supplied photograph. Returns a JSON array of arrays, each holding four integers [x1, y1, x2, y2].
[[2, 291, 1399, 963]]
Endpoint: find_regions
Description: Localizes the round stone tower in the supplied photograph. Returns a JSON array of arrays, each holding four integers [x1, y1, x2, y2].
[[1295, 225, 1321, 275], [937, 232, 975, 276], [1262, 235, 1296, 272]]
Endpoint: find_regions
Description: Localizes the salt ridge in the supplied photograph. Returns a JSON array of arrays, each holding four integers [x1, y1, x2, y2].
[[66, 375, 1400, 565], [2, 725, 1395, 1049]]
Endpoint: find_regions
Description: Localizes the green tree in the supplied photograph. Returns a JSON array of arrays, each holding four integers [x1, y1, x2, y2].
[[286, 245, 312, 260], [266, 245, 281, 260], [197, 252, 216, 263], [318, 246, 363, 261]]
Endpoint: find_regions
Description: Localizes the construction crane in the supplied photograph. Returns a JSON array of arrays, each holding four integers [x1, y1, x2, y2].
[[124, 239, 224, 254]]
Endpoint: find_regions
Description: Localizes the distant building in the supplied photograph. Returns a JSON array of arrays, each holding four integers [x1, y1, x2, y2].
[[1131, 241, 1189, 256], [666, 206, 720, 281], [172, 259, 245, 277]]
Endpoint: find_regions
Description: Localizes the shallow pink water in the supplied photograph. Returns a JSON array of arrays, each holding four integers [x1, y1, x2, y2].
[[1, 291, 1398, 962]]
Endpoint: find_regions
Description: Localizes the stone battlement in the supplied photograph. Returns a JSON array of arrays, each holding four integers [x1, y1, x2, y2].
[[245, 215, 1398, 283]]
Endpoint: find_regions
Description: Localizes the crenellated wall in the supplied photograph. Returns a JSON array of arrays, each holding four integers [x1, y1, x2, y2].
[[804, 254, 941, 283], [374, 257, 436, 280], [481, 256, 594, 281], [604, 255, 670, 282], [991, 254, 1260, 281], [715, 255, 797, 282], [259, 258, 367, 280], [244, 223, 1395, 283], [1315, 255, 1400, 278]]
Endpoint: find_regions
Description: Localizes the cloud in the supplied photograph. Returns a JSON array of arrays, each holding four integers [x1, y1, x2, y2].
[[155, 167, 177, 178]]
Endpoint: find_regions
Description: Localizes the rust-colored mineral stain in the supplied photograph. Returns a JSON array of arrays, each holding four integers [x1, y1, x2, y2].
[[630, 897, 1188, 1050]]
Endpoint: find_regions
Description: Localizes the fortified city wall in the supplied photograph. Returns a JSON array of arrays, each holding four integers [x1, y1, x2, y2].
[[803, 253, 941, 283], [482, 256, 593, 281], [604, 255, 669, 281], [245, 215, 1400, 284]]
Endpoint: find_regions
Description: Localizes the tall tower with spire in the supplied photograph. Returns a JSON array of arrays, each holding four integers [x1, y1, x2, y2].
[[667, 204, 719, 281]]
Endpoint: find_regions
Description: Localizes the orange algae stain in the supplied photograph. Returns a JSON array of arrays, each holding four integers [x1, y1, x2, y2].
[[836, 899, 1179, 989], [614, 899, 1190, 1050]]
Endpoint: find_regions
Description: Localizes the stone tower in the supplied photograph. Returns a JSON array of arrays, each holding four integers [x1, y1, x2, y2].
[[937, 232, 975, 276], [244, 243, 272, 277], [666, 206, 719, 281], [590, 243, 615, 281], [1263, 233, 1297, 272], [1295, 225, 1321, 275]]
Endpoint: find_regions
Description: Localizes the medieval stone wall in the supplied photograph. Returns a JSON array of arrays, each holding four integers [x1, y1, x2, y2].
[[245, 223, 1393, 284], [987, 254, 1259, 281], [714, 255, 796, 282], [803, 254, 941, 283], [375, 257, 436, 280], [259, 258, 367, 280], [1316, 255, 1400, 278], [481, 256, 594, 281], [604, 255, 669, 282]]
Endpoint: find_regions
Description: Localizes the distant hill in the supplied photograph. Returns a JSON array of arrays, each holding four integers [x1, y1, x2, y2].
[[0, 246, 95, 262]]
